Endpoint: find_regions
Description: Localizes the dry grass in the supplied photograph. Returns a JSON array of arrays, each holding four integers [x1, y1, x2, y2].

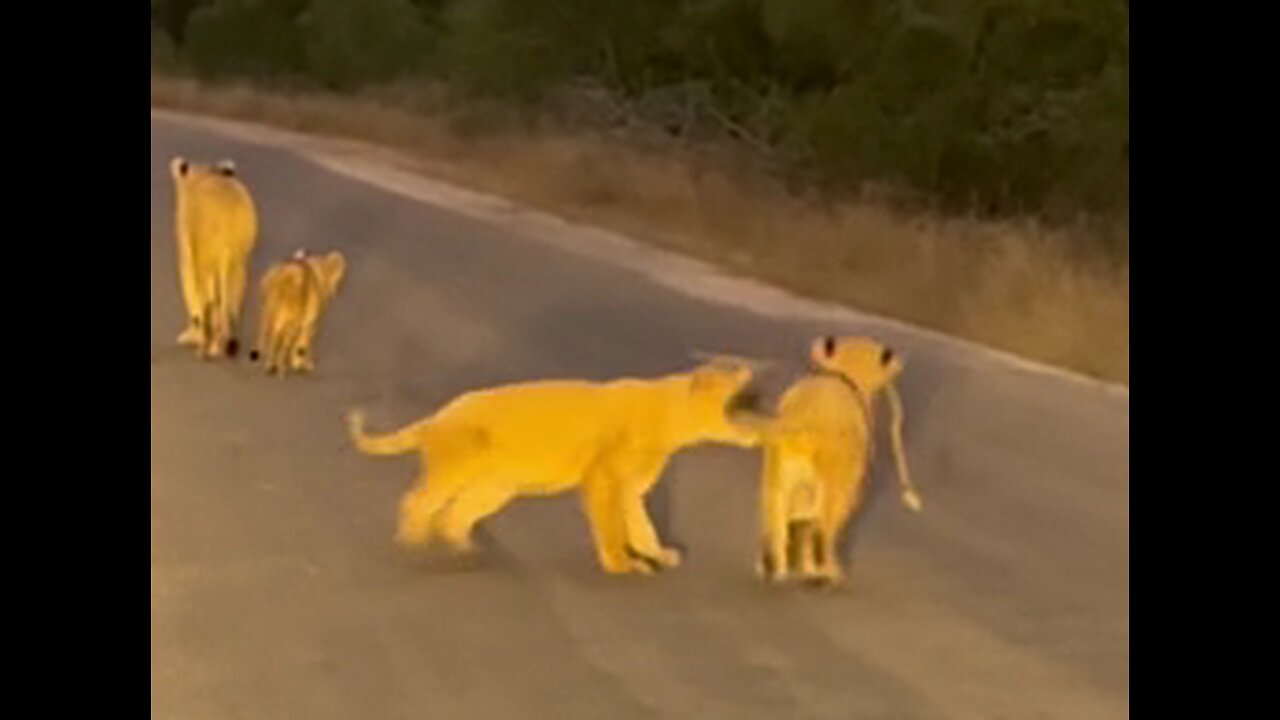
[[151, 75, 1129, 385]]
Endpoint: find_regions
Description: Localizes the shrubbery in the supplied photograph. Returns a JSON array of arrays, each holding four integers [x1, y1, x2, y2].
[[153, 0, 1128, 220]]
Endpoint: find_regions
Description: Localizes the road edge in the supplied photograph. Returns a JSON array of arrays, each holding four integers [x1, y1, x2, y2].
[[151, 107, 1129, 400]]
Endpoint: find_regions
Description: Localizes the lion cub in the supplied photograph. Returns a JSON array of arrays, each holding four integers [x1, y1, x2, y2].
[[757, 336, 922, 586], [249, 250, 346, 375], [170, 157, 258, 358], [347, 359, 763, 574]]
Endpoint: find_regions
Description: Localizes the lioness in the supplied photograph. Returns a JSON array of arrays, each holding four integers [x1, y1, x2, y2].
[[347, 359, 763, 574], [757, 336, 922, 586], [249, 250, 347, 375], [170, 157, 258, 358]]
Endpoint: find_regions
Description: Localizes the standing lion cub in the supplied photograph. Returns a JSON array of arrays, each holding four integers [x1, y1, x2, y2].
[[170, 157, 258, 358], [249, 250, 347, 375], [757, 336, 922, 586], [347, 359, 763, 574]]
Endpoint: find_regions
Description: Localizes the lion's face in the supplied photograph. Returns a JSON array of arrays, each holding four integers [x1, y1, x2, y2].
[[684, 359, 764, 447], [810, 335, 903, 394]]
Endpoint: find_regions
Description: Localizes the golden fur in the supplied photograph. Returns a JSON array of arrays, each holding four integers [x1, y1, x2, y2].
[[170, 157, 258, 358], [347, 360, 762, 574], [757, 336, 921, 585], [249, 250, 347, 375]]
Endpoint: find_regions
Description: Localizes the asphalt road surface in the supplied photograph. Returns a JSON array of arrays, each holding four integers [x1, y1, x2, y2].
[[150, 113, 1129, 720]]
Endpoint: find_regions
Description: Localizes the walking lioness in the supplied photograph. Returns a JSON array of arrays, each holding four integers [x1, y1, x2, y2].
[[170, 157, 258, 358], [758, 336, 922, 586], [347, 359, 763, 574]]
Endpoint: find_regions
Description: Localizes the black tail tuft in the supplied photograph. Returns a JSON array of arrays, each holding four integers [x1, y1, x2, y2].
[[226, 338, 240, 358], [249, 349, 261, 362]]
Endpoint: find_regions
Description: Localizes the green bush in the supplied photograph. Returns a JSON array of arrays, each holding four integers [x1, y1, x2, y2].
[[152, 24, 179, 70], [153, 0, 215, 44], [184, 0, 307, 78], [163, 0, 1128, 220], [434, 0, 586, 98], [299, 0, 432, 89]]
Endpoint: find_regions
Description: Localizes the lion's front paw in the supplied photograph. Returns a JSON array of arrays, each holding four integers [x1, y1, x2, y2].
[[598, 549, 635, 575], [628, 556, 660, 575], [618, 546, 674, 575]]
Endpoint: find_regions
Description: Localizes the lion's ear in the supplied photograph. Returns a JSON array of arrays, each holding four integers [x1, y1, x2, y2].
[[319, 251, 347, 295], [170, 157, 189, 179], [811, 335, 837, 364]]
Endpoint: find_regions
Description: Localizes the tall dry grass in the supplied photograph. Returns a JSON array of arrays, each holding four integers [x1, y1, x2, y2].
[[152, 75, 1128, 384]]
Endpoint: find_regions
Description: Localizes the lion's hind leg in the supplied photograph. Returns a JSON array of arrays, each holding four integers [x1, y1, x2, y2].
[[265, 321, 298, 376], [787, 478, 826, 583], [758, 445, 792, 582], [396, 476, 459, 547], [177, 230, 204, 348], [224, 258, 249, 358], [396, 426, 490, 548], [436, 483, 517, 555], [812, 473, 861, 587]]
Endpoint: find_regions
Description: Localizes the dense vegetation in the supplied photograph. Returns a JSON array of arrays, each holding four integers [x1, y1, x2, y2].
[[152, 0, 1129, 221]]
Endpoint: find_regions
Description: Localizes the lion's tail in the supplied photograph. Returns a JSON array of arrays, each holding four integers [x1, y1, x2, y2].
[[346, 410, 433, 457], [885, 382, 923, 512]]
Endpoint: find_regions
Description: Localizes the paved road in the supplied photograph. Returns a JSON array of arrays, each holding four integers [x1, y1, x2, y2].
[[150, 114, 1129, 719]]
